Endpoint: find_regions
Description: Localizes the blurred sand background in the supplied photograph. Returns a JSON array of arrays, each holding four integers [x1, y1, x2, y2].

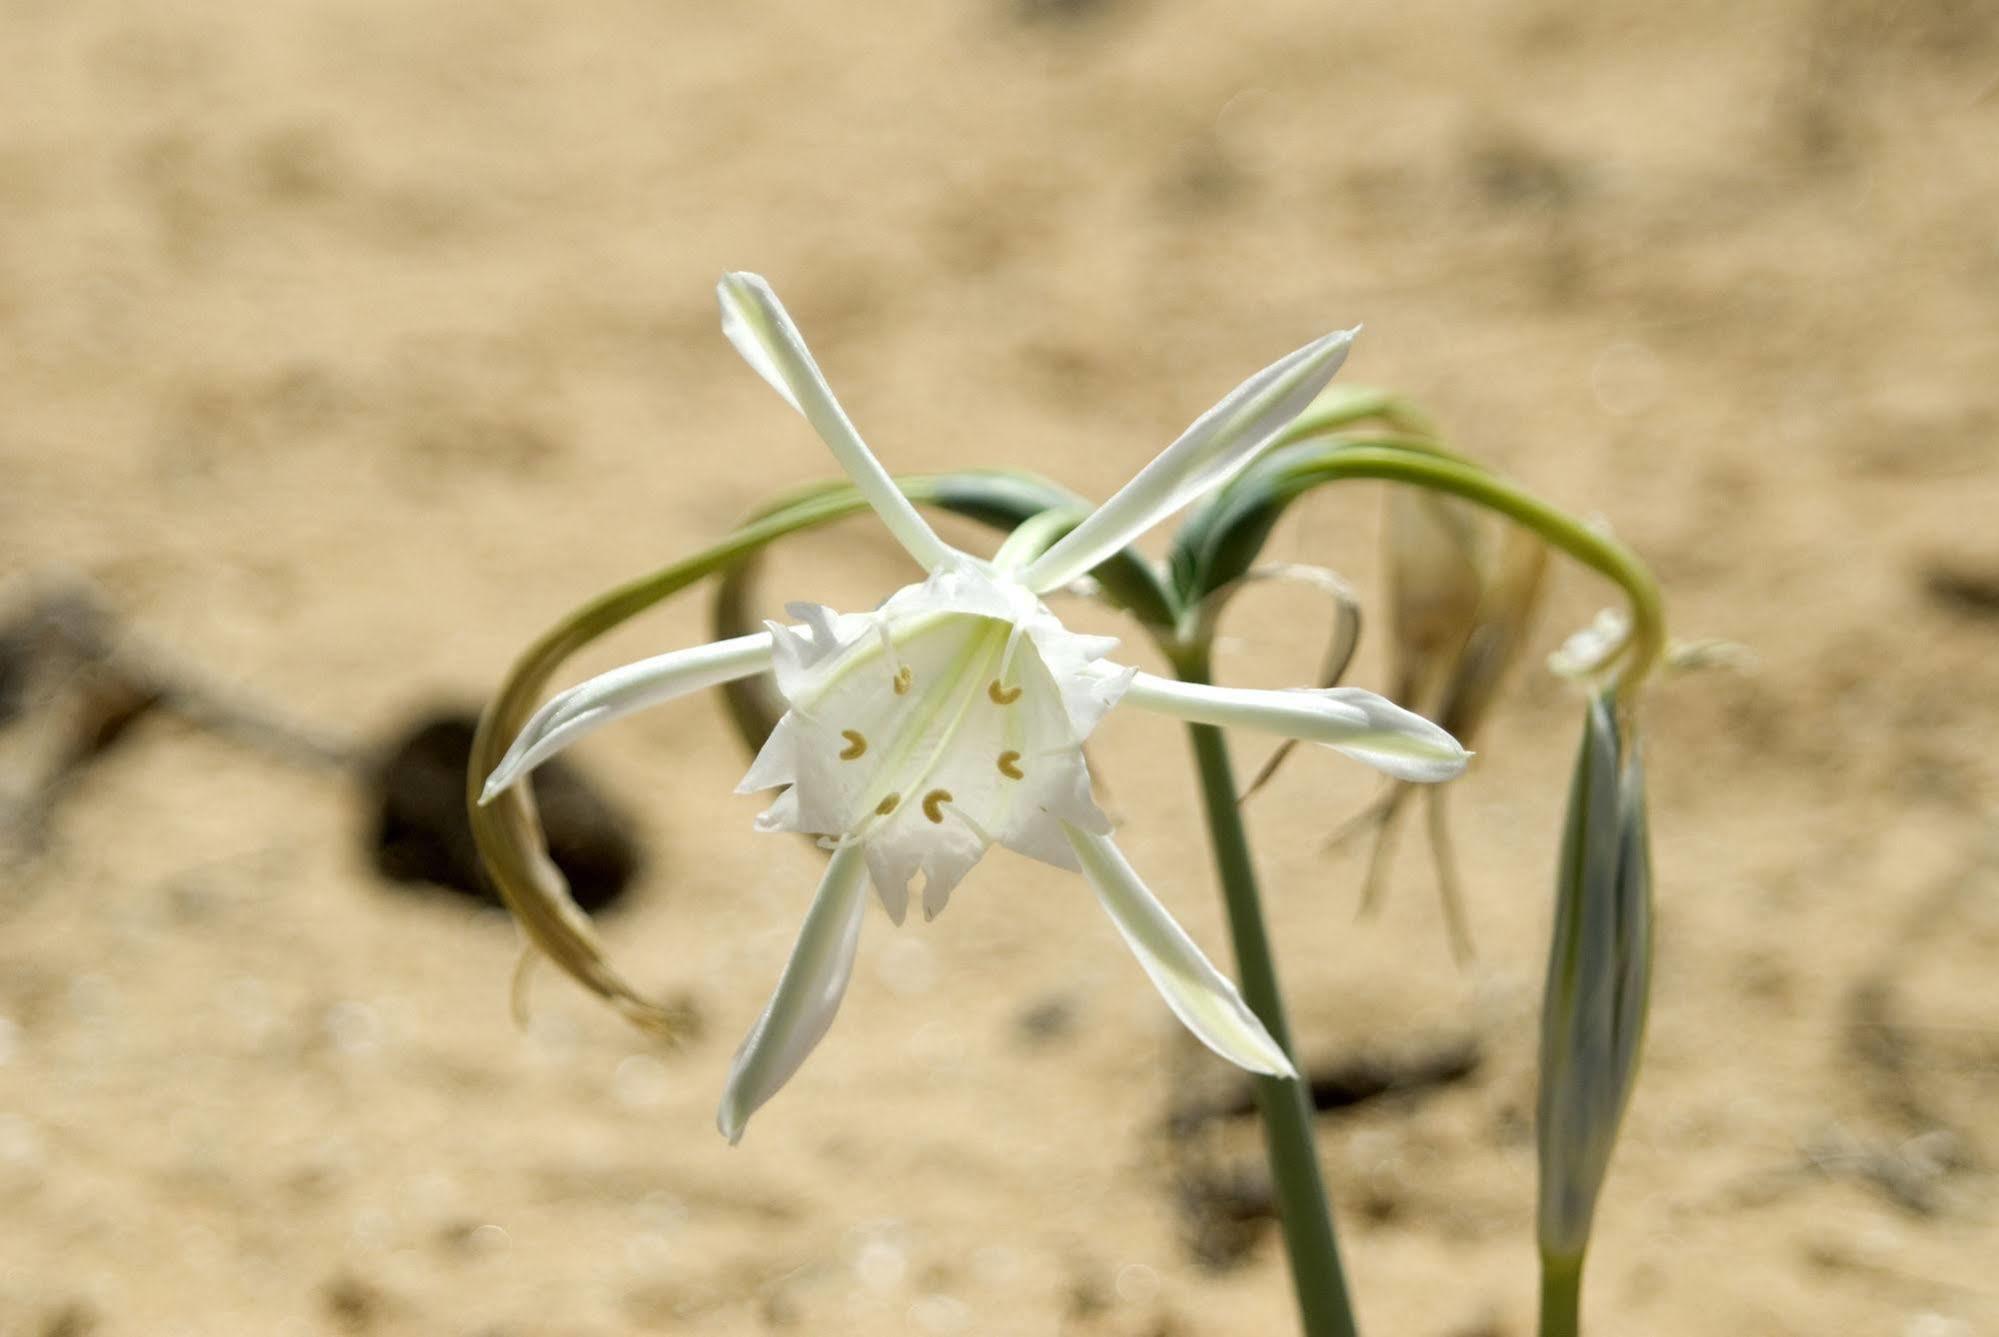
[[3, 0, 1998, 1333]]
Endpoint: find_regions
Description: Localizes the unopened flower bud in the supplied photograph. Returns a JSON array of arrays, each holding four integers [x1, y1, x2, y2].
[[1536, 692, 1652, 1266]]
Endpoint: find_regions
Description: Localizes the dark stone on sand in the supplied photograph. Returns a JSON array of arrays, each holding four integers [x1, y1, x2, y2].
[[0, 628, 28, 728], [367, 710, 642, 913]]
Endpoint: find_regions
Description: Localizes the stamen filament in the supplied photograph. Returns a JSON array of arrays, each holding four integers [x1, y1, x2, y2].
[[942, 800, 996, 847], [998, 619, 1027, 682], [848, 618, 1009, 842], [876, 623, 914, 695]]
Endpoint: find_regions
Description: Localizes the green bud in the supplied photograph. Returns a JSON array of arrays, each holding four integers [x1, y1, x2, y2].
[[1537, 692, 1652, 1279]]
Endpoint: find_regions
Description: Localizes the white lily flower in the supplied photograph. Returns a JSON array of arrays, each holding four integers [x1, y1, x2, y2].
[[481, 272, 1471, 1143]]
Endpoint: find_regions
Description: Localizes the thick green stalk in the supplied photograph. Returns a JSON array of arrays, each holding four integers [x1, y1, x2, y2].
[[1178, 647, 1360, 1337], [1539, 1253, 1583, 1337]]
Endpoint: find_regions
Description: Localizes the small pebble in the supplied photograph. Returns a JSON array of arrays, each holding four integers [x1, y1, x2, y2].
[[1904, 1314, 1969, 1337], [1115, 1262, 1159, 1304], [907, 1021, 965, 1075], [908, 1294, 970, 1333], [1013, 994, 1077, 1045], [466, 1223, 510, 1256], [323, 1001, 381, 1057], [874, 937, 937, 996], [854, 1239, 907, 1292], [623, 1230, 672, 1274], [612, 1054, 670, 1110], [0, 1114, 45, 1172]]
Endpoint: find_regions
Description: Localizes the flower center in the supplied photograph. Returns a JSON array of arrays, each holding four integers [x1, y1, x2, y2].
[[807, 612, 1023, 844], [742, 564, 1128, 913]]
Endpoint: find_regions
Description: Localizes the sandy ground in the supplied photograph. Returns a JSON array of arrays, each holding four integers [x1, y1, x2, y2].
[[3, 0, 1997, 1333]]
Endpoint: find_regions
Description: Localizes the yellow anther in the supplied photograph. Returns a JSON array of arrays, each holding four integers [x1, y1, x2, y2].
[[839, 729, 868, 760], [988, 680, 1021, 705], [921, 789, 953, 823], [893, 666, 914, 695], [875, 793, 900, 816], [996, 751, 1024, 779]]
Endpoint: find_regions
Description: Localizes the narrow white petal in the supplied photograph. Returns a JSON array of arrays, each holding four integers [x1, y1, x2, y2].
[[718, 272, 957, 572], [1021, 327, 1356, 594], [1120, 672, 1469, 784], [481, 632, 775, 802], [717, 842, 870, 1144], [1063, 825, 1295, 1079]]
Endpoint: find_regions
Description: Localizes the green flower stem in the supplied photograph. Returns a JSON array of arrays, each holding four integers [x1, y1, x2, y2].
[[1266, 441, 1666, 708], [1539, 1252, 1584, 1337], [1176, 643, 1361, 1337]]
